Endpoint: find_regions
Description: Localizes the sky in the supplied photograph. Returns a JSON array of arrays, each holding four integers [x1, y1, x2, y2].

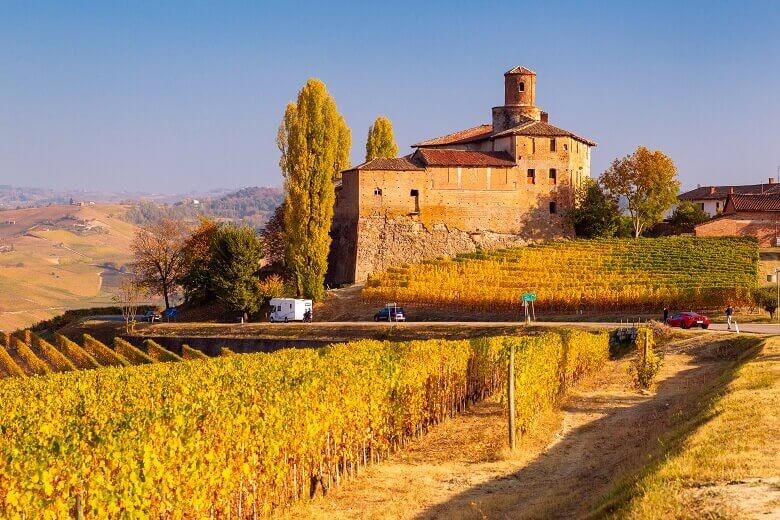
[[0, 1, 779, 193]]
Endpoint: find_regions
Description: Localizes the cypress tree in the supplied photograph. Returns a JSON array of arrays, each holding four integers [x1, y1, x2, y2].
[[277, 79, 351, 300]]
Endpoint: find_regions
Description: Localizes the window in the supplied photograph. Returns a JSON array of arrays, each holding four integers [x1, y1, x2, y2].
[[373, 187, 382, 196], [410, 189, 420, 213], [549, 169, 557, 185], [527, 169, 536, 184], [563, 143, 568, 151], [531, 138, 536, 154], [519, 81, 525, 92], [550, 138, 556, 152], [716, 201, 720, 210], [549, 201, 557, 214], [698, 203, 705, 210]]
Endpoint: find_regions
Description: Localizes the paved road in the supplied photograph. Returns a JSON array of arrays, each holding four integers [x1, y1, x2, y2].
[[83, 316, 780, 335]]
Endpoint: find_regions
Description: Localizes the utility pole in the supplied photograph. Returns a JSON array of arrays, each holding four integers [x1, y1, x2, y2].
[[507, 341, 516, 450]]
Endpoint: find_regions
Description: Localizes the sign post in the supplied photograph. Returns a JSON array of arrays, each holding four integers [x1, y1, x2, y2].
[[522, 293, 536, 324]]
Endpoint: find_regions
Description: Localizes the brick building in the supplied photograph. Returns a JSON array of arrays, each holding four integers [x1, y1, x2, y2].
[[327, 66, 597, 285], [695, 193, 780, 246], [678, 178, 780, 217]]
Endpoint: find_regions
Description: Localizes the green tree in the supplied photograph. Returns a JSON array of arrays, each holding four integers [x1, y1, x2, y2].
[[178, 217, 220, 304], [601, 146, 680, 238], [365, 116, 398, 161], [209, 225, 265, 315], [277, 78, 351, 300], [753, 286, 778, 320], [566, 178, 621, 238], [669, 201, 710, 233]]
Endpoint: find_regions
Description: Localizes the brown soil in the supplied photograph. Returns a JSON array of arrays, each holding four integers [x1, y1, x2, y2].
[[283, 334, 752, 520]]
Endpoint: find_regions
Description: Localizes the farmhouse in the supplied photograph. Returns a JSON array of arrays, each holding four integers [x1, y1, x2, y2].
[[678, 178, 780, 217], [328, 66, 596, 285], [695, 193, 780, 246]]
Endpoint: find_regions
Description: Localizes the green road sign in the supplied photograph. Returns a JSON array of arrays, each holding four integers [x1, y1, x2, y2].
[[522, 293, 536, 302]]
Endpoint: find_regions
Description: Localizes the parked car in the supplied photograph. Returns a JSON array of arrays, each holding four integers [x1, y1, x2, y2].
[[141, 310, 162, 323], [374, 306, 405, 322], [666, 311, 711, 329]]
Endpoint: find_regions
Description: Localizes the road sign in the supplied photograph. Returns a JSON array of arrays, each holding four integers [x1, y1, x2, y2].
[[522, 293, 536, 302]]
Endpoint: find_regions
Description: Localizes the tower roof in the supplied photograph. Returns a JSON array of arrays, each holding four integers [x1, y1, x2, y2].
[[504, 66, 536, 76]]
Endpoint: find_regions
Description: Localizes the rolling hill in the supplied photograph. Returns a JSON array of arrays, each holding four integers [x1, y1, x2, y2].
[[0, 204, 139, 332]]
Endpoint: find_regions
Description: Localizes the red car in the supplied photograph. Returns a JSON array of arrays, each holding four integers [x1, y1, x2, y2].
[[667, 312, 711, 329]]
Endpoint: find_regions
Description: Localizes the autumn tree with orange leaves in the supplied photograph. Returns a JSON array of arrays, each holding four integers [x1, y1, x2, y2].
[[600, 146, 680, 237]]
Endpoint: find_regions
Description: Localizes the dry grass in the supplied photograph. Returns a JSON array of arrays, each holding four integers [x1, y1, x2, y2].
[[601, 336, 780, 519]]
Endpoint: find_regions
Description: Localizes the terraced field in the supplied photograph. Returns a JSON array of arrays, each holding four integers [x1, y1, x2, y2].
[[363, 237, 759, 311]]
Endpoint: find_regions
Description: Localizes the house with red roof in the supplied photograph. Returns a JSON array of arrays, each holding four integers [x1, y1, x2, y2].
[[327, 67, 597, 285], [695, 193, 780, 246], [678, 179, 780, 217]]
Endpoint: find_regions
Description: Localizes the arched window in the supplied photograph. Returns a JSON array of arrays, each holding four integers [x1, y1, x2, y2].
[[519, 81, 525, 92]]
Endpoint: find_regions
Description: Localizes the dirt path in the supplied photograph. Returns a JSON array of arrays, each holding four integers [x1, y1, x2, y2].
[[284, 335, 749, 519]]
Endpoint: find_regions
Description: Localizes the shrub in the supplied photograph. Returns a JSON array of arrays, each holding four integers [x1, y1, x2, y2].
[[629, 327, 663, 389]]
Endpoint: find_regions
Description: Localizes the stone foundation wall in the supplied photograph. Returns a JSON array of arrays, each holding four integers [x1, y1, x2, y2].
[[352, 215, 530, 282], [695, 214, 779, 246]]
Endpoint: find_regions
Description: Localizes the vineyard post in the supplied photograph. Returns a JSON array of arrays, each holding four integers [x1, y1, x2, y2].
[[507, 341, 516, 450]]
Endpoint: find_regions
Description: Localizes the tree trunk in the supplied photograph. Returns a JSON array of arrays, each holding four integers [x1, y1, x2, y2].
[[162, 281, 170, 309]]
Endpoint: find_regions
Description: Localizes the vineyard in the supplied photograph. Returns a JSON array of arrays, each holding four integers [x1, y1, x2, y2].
[[0, 329, 608, 517], [363, 237, 759, 312], [0, 331, 210, 379]]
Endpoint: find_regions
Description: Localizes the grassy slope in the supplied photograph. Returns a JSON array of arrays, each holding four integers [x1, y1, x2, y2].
[[600, 337, 779, 518]]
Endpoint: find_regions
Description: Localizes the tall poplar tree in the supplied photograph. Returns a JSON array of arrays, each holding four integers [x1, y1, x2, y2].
[[277, 79, 351, 300], [365, 116, 398, 161]]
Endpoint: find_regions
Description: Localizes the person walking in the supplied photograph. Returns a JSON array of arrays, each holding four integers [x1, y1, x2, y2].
[[663, 306, 669, 325], [726, 304, 734, 330]]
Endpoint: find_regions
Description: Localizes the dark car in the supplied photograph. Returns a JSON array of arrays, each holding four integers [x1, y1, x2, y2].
[[667, 311, 711, 329], [374, 306, 406, 322], [141, 310, 162, 323]]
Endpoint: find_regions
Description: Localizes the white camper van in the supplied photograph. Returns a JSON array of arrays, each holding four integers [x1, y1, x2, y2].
[[269, 298, 313, 323]]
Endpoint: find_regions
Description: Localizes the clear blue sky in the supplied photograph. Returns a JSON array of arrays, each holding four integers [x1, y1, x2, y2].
[[1, 1, 779, 193]]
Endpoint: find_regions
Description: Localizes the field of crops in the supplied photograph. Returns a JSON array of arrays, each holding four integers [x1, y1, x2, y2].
[[0, 329, 608, 517], [363, 237, 759, 312], [0, 331, 210, 379]]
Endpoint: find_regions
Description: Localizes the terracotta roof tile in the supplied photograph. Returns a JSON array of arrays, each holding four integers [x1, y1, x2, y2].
[[491, 120, 597, 146], [505, 66, 536, 75], [680, 183, 780, 201], [413, 124, 493, 147], [727, 193, 780, 212], [414, 148, 515, 167], [348, 156, 424, 172]]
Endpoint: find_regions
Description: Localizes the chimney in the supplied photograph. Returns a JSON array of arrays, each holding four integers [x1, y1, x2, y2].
[[770, 177, 775, 185], [709, 186, 716, 194], [729, 187, 734, 194], [540, 111, 549, 123]]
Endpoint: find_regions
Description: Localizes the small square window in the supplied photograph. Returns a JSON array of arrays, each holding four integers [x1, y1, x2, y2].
[[374, 187, 382, 196], [563, 143, 568, 151], [527, 169, 536, 185], [549, 201, 558, 214], [410, 189, 419, 197]]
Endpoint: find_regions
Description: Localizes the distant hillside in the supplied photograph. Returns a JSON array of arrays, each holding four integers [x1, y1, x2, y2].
[[122, 186, 283, 230], [0, 204, 141, 332], [0, 184, 235, 210]]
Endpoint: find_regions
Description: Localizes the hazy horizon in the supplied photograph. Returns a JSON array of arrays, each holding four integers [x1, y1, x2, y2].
[[1, 1, 779, 193]]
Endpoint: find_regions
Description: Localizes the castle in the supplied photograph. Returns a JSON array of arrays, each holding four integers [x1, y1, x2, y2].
[[328, 66, 596, 285]]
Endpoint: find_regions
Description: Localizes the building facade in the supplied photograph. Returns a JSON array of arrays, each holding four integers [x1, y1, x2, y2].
[[695, 193, 780, 246], [678, 179, 780, 217], [327, 66, 597, 285]]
